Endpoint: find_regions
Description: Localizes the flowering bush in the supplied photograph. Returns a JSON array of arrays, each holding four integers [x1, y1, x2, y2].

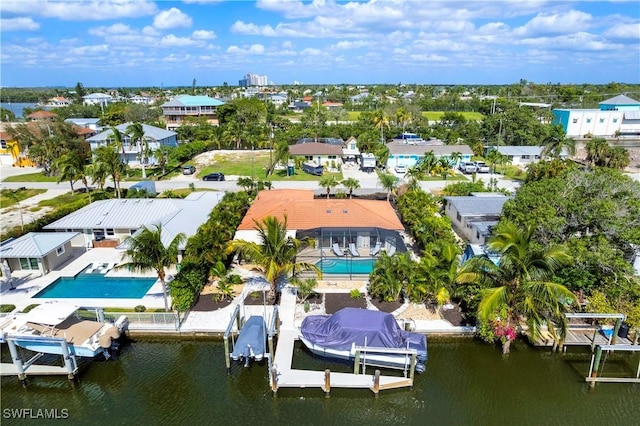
[[477, 305, 516, 345]]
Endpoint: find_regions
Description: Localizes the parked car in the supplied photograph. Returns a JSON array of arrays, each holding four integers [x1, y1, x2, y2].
[[458, 161, 477, 174], [202, 172, 225, 181], [394, 164, 407, 174], [182, 165, 196, 175], [474, 161, 490, 173]]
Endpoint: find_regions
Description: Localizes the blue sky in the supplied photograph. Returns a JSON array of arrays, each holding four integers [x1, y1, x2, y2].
[[1, 0, 639, 87]]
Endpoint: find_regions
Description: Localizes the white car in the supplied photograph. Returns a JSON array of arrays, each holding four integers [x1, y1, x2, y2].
[[474, 161, 490, 173], [395, 164, 407, 174]]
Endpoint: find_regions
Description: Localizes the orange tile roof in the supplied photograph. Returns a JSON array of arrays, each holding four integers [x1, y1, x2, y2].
[[238, 189, 403, 231], [27, 111, 57, 119]]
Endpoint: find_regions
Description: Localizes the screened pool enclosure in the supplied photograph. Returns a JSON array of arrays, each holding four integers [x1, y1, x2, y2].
[[295, 227, 407, 278]]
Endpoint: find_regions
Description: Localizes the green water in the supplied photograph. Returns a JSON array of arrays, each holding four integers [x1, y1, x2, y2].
[[1, 338, 638, 425]]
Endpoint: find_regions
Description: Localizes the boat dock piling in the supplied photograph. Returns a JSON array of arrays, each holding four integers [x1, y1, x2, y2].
[[223, 305, 243, 373], [587, 345, 640, 387], [269, 286, 416, 396], [1, 335, 78, 386]]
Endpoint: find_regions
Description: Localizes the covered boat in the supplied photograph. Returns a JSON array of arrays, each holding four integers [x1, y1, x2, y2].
[[231, 316, 266, 367], [300, 308, 427, 373]]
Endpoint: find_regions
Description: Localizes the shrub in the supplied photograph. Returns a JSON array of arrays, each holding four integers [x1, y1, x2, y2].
[[1, 304, 16, 313], [350, 289, 361, 299], [134, 305, 146, 312], [227, 274, 243, 285], [21, 304, 39, 313]]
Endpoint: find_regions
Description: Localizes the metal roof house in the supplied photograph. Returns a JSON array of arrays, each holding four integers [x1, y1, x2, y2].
[[487, 146, 567, 165], [86, 123, 177, 166], [0, 232, 78, 276], [160, 95, 225, 131], [44, 192, 224, 251], [386, 141, 473, 170], [599, 94, 640, 111], [443, 195, 510, 244], [552, 95, 640, 137]]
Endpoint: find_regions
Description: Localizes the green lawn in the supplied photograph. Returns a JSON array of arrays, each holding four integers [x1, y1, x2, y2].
[[198, 152, 272, 179], [422, 111, 484, 121], [0, 188, 47, 208], [38, 191, 93, 208], [269, 170, 343, 182], [2, 172, 57, 183]]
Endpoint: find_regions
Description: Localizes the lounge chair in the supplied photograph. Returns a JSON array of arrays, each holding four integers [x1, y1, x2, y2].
[[349, 243, 360, 257], [86, 263, 98, 273], [100, 262, 116, 274], [370, 241, 382, 256], [332, 243, 345, 257], [386, 245, 396, 256]]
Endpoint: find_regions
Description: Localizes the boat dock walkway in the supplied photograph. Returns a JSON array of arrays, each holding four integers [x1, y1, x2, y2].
[[0, 363, 69, 377], [270, 285, 414, 394]]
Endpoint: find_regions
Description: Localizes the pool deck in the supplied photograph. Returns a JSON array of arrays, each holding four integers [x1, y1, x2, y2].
[[1, 248, 166, 311]]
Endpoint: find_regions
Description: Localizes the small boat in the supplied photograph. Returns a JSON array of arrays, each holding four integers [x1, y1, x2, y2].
[[300, 308, 427, 373], [231, 316, 266, 367], [0, 302, 128, 359]]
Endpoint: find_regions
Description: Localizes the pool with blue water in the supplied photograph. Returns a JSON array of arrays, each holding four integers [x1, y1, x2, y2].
[[35, 266, 157, 299], [318, 258, 374, 275]]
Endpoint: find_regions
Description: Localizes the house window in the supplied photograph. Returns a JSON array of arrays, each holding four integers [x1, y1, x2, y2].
[[304, 155, 313, 161], [521, 155, 530, 160], [572, 118, 578, 123], [130, 229, 138, 236], [456, 213, 461, 222], [613, 118, 618, 123], [106, 229, 115, 236], [19, 258, 39, 270], [56, 246, 65, 256], [328, 155, 337, 159], [0, 140, 6, 149], [586, 118, 591, 123], [599, 118, 605, 123]]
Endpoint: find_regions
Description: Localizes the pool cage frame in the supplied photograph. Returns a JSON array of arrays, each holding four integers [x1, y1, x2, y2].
[[295, 227, 407, 279]]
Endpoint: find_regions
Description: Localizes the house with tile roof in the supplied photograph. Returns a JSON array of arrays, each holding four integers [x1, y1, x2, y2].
[[27, 110, 57, 121], [0, 232, 78, 276], [161, 95, 225, 131], [234, 190, 407, 266], [289, 142, 344, 169], [86, 122, 177, 166], [44, 191, 224, 251]]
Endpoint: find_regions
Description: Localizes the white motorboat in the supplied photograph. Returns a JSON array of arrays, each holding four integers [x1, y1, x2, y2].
[[0, 302, 128, 359], [300, 308, 427, 373]]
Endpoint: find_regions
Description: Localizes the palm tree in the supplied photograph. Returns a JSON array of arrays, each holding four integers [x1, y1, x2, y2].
[[341, 177, 360, 199], [109, 126, 127, 162], [229, 216, 320, 302], [55, 151, 85, 194], [377, 171, 397, 201], [450, 151, 463, 168], [416, 152, 438, 176], [457, 222, 574, 354], [396, 107, 411, 135], [319, 174, 340, 199], [117, 224, 186, 312], [93, 145, 126, 198], [373, 109, 390, 143], [126, 122, 148, 178], [541, 126, 576, 159]]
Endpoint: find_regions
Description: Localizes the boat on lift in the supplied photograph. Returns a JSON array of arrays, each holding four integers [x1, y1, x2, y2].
[[300, 308, 428, 373], [0, 302, 128, 359], [230, 315, 266, 367]]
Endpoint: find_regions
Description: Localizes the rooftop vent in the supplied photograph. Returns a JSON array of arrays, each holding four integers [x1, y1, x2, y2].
[[343, 209, 348, 213], [326, 209, 331, 213]]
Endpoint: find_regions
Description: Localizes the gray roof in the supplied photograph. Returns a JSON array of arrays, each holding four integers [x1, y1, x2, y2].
[[0, 232, 78, 258], [64, 118, 100, 125], [444, 196, 510, 217], [492, 146, 554, 156], [599, 94, 640, 106], [388, 142, 473, 156], [86, 123, 176, 143], [44, 192, 224, 249]]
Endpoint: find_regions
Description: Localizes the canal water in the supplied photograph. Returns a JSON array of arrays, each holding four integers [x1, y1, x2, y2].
[[1, 337, 638, 425]]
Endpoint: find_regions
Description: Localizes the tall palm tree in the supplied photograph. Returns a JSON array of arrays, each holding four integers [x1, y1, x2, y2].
[[458, 222, 574, 354], [450, 151, 463, 168], [117, 224, 186, 312], [541, 127, 576, 159], [93, 145, 126, 198], [109, 126, 127, 162], [126, 122, 148, 178], [229, 216, 320, 302], [416, 152, 438, 176], [373, 109, 390, 143], [377, 171, 397, 201], [395, 107, 411, 135], [55, 151, 85, 194], [341, 177, 360, 198], [319, 174, 340, 199]]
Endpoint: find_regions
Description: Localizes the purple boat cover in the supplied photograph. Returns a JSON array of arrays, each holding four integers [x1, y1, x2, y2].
[[301, 308, 426, 354]]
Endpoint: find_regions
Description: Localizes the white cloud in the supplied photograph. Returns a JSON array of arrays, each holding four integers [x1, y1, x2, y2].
[[520, 32, 622, 51], [330, 40, 371, 50], [0, 17, 40, 31], [88, 23, 134, 37], [192, 30, 216, 40], [604, 22, 640, 39], [226, 44, 265, 54], [153, 7, 192, 30], [513, 10, 593, 37], [159, 34, 197, 47], [231, 21, 277, 37], [301, 47, 323, 56], [68, 44, 110, 56], [1, 0, 157, 21]]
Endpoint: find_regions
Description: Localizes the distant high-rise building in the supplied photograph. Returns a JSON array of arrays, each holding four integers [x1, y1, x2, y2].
[[239, 72, 268, 87]]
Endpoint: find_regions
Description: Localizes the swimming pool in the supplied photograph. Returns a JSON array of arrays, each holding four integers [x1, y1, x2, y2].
[[317, 258, 375, 275], [35, 267, 157, 299]]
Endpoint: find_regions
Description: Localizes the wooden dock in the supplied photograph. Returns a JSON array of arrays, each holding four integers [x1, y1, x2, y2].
[[0, 363, 70, 377], [269, 287, 414, 394]]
